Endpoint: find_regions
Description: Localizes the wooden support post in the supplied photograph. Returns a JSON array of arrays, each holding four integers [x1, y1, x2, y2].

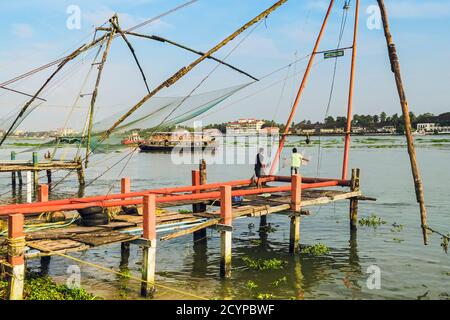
[[290, 174, 302, 253], [46, 170, 52, 189], [120, 242, 130, 271], [18, 171, 23, 187], [220, 185, 232, 279], [192, 170, 207, 243], [32, 152, 39, 192], [11, 151, 16, 192], [26, 171, 32, 203], [38, 184, 49, 202], [349, 168, 360, 230], [77, 167, 85, 187], [40, 256, 51, 277], [7, 214, 25, 300], [141, 194, 156, 297], [377, 0, 428, 245]]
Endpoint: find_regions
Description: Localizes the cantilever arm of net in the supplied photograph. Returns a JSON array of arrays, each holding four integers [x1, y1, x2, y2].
[[110, 19, 151, 94], [125, 31, 258, 81], [95, 0, 287, 148]]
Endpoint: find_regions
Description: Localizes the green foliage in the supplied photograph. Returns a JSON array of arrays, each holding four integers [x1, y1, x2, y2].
[[301, 243, 330, 255], [270, 276, 287, 287], [441, 235, 449, 254], [178, 209, 193, 214], [242, 256, 285, 271], [0, 274, 96, 300], [359, 214, 387, 229], [246, 280, 258, 290], [391, 223, 404, 233], [256, 293, 274, 300], [259, 224, 277, 233], [250, 239, 261, 246]]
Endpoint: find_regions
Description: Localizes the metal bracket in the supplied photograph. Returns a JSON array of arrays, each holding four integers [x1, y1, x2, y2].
[[213, 224, 233, 232]]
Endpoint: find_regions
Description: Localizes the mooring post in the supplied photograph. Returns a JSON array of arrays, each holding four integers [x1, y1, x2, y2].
[[120, 177, 131, 266], [46, 170, 52, 190], [349, 168, 360, 231], [192, 170, 207, 243], [141, 194, 156, 298], [38, 184, 49, 202], [26, 171, 32, 203], [220, 185, 232, 279], [32, 152, 39, 193], [289, 174, 302, 254], [7, 214, 25, 300], [10, 151, 16, 192], [18, 171, 23, 187], [76, 156, 86, 188]]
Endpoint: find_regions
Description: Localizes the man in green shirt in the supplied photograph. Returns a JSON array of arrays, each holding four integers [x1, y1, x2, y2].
[[291, 148, 303, 175]]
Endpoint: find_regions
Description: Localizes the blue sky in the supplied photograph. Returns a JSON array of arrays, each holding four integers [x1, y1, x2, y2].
[[0, 0, 449, 130]]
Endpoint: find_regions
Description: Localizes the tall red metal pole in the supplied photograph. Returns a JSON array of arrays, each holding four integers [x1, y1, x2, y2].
[[269, 0, 335, 175], [342, 0, 360, 180]]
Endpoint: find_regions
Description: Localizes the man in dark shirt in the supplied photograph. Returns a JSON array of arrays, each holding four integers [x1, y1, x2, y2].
[[254, 148, 266, 188]]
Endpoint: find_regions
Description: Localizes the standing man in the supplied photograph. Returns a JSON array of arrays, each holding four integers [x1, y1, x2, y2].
[[291, 148, 304, 175], [254, 147, 266, 188]]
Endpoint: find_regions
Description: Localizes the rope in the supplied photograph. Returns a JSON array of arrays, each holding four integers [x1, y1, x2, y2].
[[6, 237, 26, 258], [316, 0, 351, 178], [33, 245, 208, 300]]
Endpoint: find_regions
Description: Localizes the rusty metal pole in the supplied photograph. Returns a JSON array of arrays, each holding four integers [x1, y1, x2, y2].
[[377, 0, 428, 244], [342, 0, 360, 180], [270, 0, 335, 175]]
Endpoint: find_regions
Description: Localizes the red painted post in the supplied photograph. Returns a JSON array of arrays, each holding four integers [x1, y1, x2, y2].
[[191, 170, 201, 194], [291, 174, 302, 212], [141, 194, 156, 297], [38, 184, 49, 202], [143, 194, 156, 241], [220, 185, 232, 279], [121, 177, 131, 194], [7, 214, 25, 300], [220, 185, 232, 225]]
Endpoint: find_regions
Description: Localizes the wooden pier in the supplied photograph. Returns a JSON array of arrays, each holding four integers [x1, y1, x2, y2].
[[0, 162, 370, 300], [0, 152, 85, 196]]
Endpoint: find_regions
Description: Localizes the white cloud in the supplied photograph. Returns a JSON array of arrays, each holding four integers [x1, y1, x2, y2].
[[11, 23, 33, 38]]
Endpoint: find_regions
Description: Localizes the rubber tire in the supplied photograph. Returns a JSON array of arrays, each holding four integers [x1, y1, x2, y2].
[[78, 206, 103, 217], [79, 217, 109, 227], [81, 212, 108, 220]]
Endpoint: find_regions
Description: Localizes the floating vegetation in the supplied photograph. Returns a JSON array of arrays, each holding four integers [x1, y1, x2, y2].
[[256, 293, 274, 300], [270, 276, 287, 287], [178, 209, 192, 214], [0, 274, 96, 300], [242, 256, 285, 271], [250, 239, 261, 246], [259, 223, 277, 233], [246, 280, 258, 290], [391, 223, 404, 233], [392, 238, 404, 243], [359, 214, 387, 229], [301, 243, 330, 255]]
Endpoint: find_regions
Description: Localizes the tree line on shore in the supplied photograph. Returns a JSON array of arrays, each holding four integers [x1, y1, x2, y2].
[[203, 112, 450, 134]]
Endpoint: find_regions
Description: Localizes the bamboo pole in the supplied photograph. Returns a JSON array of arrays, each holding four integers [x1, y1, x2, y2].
[[342, 0, 360, 180], [377, 0, 428, 244], [96, 0, 287, 146], [125, 31, 258, 81], [269, 0, 335, 175], [85, 20, 116, 168]]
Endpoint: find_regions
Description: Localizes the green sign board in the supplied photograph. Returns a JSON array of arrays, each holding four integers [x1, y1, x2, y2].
[[324, 50, 345, 59]]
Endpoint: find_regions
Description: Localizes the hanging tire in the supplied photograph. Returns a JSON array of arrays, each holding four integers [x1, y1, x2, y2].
[[81, 212, 108, 221], [77, 206, 104, 217], [79, 216, 109, 227]]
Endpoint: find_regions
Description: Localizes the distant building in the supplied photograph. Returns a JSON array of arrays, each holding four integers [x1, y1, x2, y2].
[[417, 123, 437, 133], [378, 126, 396, 134], [226, 119, 265, 135], [203, 128, 222, 137], [351, 126, 365, 134], [259, 127, 280, 135]]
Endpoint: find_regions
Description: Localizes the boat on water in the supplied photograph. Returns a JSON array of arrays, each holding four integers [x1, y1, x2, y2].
[[138, 131, 216, 153], [121, 132, 144, 146]]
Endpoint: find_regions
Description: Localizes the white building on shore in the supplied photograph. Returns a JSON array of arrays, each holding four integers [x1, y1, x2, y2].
[[226, 119, 265, 135]]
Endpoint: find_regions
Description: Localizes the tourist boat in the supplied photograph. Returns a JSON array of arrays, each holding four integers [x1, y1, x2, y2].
[[138, 132, 217, 153], [121, 132, 144, 146]]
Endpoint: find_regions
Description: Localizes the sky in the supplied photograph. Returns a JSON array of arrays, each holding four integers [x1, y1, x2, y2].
[[0, 0, 449, 131]]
